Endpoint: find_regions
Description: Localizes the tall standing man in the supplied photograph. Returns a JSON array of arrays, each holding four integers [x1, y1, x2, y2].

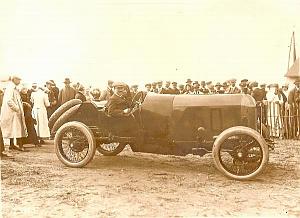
[[58, 78, 76, 105]]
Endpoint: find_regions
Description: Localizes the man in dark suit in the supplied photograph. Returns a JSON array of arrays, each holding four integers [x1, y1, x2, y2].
[[288, 79, 300, 138], [46, 80, 58, 118], [106, 82, 132, 117], [58, 78, 76, 105]]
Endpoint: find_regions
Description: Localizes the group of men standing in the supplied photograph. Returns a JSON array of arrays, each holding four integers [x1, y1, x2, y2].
[[141, 78, 257, 95]]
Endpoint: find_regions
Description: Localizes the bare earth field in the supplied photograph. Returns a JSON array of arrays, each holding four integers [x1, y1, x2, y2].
[[1, 140, 300, 218]]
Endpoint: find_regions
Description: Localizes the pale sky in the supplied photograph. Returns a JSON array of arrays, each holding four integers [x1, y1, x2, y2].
[[0, 0, 300, 89]]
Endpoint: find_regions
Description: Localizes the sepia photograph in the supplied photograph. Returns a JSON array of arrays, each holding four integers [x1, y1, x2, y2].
[[1, 0, 300, 217]]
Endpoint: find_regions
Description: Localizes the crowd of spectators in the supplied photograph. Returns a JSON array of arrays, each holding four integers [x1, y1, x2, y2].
[[1, 75, 300, 158]]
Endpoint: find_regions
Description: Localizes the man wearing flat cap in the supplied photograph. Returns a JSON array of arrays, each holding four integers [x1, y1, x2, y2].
[[58, 78, 76, 105], [106, 82, 132, 117]]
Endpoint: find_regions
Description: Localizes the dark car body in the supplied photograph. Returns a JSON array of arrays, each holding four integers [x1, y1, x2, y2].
[[68, 93, 257, 155]]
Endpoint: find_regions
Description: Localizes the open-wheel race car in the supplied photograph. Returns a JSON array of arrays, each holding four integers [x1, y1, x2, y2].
[[49, 92, 274, 180]]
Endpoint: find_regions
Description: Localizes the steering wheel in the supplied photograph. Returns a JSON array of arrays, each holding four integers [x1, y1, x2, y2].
[[129, 91, 145, 115], [131, 91, 145, 107]]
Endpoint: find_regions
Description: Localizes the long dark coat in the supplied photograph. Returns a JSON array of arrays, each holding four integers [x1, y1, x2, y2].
[[106, 94, 131, 117], [22, 102, 39, 145]]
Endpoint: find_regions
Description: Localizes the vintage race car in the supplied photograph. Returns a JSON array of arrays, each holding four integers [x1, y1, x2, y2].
[[50, 92, 273, 180]]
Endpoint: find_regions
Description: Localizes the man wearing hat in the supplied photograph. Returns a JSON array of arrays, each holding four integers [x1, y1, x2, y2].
[[240, 79, 248, 86], [75, 84, 87, 102], [58, 78, 76, 105], [186, 79, 192, 86], [251, 81, 266, 124], [238, 79, 249, 94], [100, 80, 114, 101], [288, 79, 300, 138], [151, 82, 158, 93], [215, 82, 224, 94], [170, 82, 180, 95], [227, 79, 241, 94], [144, 83, 151, 93], [192, 81, 203, 95], [178, 84, 185, 94], [161, 81, 171, 94], [157, 81, 163, 94], [49, 80, 59, 100], [185, 79, 194, 93], [207, 83, 216, 94], [0, 75, 27, 156], [222, 82, 229, 93], [200, 81, 208, 94], [106, 82, 132, 117], [46, 80, 58, 118]]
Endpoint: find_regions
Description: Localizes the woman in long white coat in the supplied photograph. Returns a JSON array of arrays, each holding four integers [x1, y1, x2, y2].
[[266, 84, 284, 138], [31, 87, 50, 140]]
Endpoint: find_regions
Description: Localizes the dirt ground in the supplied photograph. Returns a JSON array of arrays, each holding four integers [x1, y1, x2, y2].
[[1, 140, 300, 218]]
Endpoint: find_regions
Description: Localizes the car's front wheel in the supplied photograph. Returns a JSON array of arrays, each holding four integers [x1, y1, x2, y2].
[[54, 121, 96, 167], [212, 126, 269, 180]]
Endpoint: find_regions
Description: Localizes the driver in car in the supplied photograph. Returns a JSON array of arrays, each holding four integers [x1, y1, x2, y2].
[[106, 82, 132, 117]]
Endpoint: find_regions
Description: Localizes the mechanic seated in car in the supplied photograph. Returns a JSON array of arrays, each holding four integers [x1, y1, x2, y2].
[[106, 82, 133, 117]]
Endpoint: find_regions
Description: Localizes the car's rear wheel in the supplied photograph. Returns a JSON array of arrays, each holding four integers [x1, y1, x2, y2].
[[54, 121, 96, 167], [97, 142, 126, 156], [212, 126, 269, 180]]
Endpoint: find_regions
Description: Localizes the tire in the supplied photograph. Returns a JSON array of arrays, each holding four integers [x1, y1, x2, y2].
[[96, 142, 126, 156], [54, 121, 96, 167], [51, 104, 81, 135], [49, 99, 82, 130], [212, 126, 269, 180]]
